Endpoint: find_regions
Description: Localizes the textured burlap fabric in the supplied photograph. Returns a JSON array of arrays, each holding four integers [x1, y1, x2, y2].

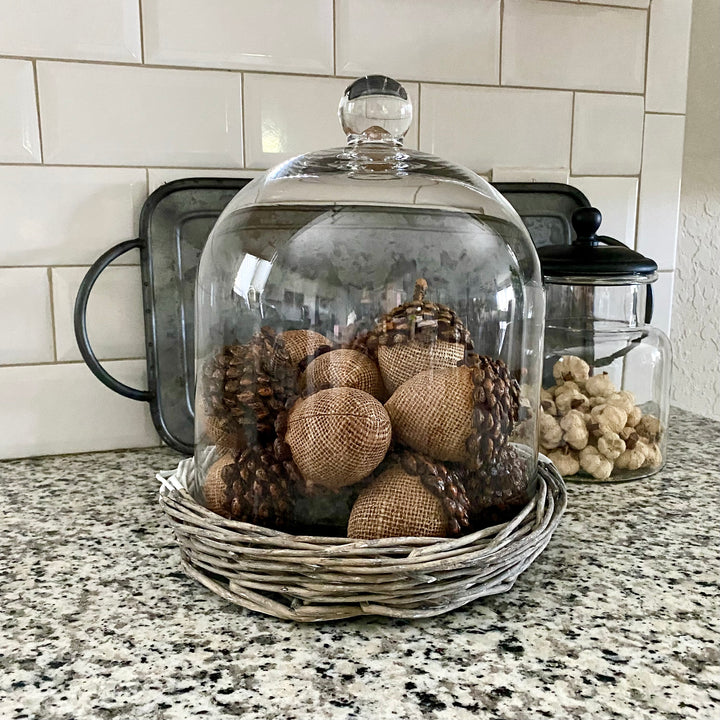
[[347, 465, 448, 539], [304, 349, 386, 400], [286, 387, 392, 490], [203, 414, 245, 453], [203, 454, 234, 514], [277, 329, 332, 367], [378, 340, 465, 394], [385, 365, 473, 462]]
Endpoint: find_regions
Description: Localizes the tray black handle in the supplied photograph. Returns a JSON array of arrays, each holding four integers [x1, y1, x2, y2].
[[74, 238, 153, 402]]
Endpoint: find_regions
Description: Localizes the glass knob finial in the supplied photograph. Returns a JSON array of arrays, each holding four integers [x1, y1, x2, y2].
[[339, 75, 412, 146]]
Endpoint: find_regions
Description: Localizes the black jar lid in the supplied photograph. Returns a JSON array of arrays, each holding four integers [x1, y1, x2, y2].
[[538, 207, 658, 284]]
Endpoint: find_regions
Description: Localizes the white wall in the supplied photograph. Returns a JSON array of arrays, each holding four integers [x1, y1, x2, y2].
[[673, 0, 720, 419], [0, 0, 692, 458]]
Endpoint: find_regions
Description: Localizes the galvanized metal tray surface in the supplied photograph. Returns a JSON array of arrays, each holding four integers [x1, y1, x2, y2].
[[75, 179, 589, 454]]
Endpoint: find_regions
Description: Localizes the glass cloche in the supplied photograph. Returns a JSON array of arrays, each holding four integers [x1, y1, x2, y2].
[[194, 75, 545, 539]]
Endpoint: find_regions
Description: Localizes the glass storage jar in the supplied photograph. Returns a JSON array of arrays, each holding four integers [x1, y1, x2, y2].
[[538, 208, 671, 483], [194, 75, 545, 539]]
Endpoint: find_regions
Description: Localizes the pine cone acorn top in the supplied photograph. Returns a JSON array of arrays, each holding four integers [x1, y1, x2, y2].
[[463, 353, 521, 471], [396, 449, 471, 537], [362, 279, 474, 357], [204, 441, 300, 529], [201, 327, 300, 449]]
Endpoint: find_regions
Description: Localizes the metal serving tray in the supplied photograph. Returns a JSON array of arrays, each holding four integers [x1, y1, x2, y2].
[[75, 179, 589, 454]]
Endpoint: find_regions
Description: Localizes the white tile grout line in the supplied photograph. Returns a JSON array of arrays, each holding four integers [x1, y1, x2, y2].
[[415, 83, 422, 150], [633, 5, 654, 251], [569, 91, 576, 176], [46, 267, 58, 362], [643, 0, 652, 97], [498, 0, 504, 87], [332, 0, 337, 76], [0, 264, 140, 269], [138, 0, 146, 64], [0, 160, 653, 177], [31, 60, 44, 163], [2, 54, 653, 98], [0, 358, 146, 370], [539, 0, 647, 9], [240, 72, 247, 169]]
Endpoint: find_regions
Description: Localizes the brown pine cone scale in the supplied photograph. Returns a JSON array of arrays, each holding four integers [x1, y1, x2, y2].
[[397, 450, 471, 537], [202, 327, 300, 450], [463, 354, 521, 471], [217, 443, 297, 528], [463, 444, 531, 528], [370, 279, 474, 351]]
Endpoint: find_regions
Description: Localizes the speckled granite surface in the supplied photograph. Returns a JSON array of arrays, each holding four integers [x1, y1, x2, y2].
[[1, 407, 718, 720]]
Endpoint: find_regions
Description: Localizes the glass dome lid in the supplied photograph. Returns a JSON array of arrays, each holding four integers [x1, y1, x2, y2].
[[223, 74, 526, 224], [194, 75, 546, 539]]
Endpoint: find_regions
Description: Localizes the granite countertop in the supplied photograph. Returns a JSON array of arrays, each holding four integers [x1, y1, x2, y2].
[[1, 407, 718, 720]]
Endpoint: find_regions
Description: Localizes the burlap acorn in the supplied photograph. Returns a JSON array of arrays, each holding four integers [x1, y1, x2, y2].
[[385, 365, 474, 462], [286, 387, 392, 491], [303, 349, 386, 401], [369, 279, 473, 394], [203, 413, 247, 453], [202, 444, 298, 528], [386, 356, 520, 470], [203, 453, 235, 514], [274, 329, 333, 370], [378, 340, 465, 395], [347, 465, 449, 539]]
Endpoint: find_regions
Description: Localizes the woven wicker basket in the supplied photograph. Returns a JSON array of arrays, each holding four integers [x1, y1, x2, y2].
[[157, 455, 566, 622]]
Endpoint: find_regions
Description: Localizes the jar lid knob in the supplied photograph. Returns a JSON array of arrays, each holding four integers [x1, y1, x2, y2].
[[339, 75, 412, 146], [572, 207, 603, 247]]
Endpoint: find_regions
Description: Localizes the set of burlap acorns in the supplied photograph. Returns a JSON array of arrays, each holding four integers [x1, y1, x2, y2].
[[200, 279, 529, 540], [539, 355, 663, 480]]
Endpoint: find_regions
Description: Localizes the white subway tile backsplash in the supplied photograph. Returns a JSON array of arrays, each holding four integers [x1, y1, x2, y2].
[[37, 62, 243, 167], [0, 360, 158, 459], [244, 74, 419, 169], [147, 168, 264, 193], [336, 0, 500, 85], [0, 0, 692, 457], [646, 0, 693, 114], [143, 0, 333, 74], [0, 166, 146, 266], [52, 266, 145, 363], [570, 177, 638, 248], [0, 268, 54, 365], [637, 114, 686, 271], [0, 60, 41, 163], [572, 94, 644, 175], [420, 84, 572, 173], [650, 271, 675, 338], [502, 0, 646, 92], [0, 0, 141, 63]]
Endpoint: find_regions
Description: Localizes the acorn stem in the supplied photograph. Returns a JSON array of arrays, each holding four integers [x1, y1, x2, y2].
[[413, 278, 428, 302]]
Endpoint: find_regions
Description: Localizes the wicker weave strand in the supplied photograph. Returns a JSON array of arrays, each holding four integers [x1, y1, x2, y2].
[[158, 454, 566, 621]]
